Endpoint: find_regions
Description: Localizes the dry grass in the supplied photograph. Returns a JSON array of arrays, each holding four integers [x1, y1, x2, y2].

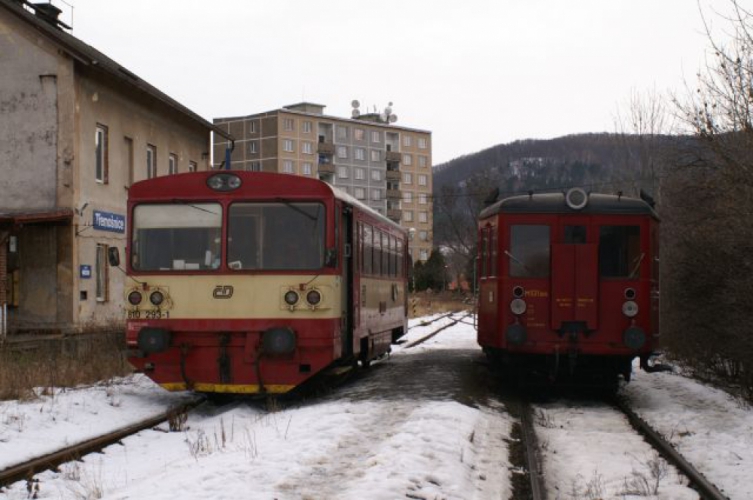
[[0, 330, 131, 401], [408, 291, 474, 318]]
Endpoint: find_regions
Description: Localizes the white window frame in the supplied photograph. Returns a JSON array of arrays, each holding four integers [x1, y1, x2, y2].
[[403, 210, 414, 222], [355, 148, 366, 161], [370, 150, 381, 162], [371, 189, 381, 201], [403, 173, 412, 184], [418, 193, 427, 204], [302, 121, 312, 134], [403, 135, 412, 147], [283, 118, 294, 131], [283, 160, 294, 173], [249, 141, 258, 154], [371, 169, 381, 181], [337, 126, 349, 140], [337, 146, 348, 159], [95, 244, 109, 302], [169, 153, 178, 175], [283, 139, 294, 153], [371, 131, 381, 143], [146, 144, 157, 179], [403, 154, 412, 166], [403, 191, 413, 203], [95, 124, 108, 184], [302, 162, 313, 175], [354, 167, 365, 180], [418, 174, 428, 186], [419, 211, 428, 223], [248, 121, 257, 133], [354, 128, 365, 141], [302, 141, 314, 154], [419, 156, 428, 168], [418, 138, 427, 149], [354, 187, 365, 199], [188, 161, 197, 172], [338, 166, 349, 178]]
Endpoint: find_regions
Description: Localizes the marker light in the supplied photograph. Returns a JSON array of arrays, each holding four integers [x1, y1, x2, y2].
[[150, 291, 165, 306], [510, 298, 527, 315], [284, 290, 299, 306], [622, 300, 639, 317], [207, 173, 242, 191], [306, 289, 322, 306], [128, 291, 143, 306]]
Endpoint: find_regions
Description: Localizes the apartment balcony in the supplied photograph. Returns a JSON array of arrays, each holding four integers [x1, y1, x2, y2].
[[318, 163, 336, 175], [385, 169, 401, 181], [387, 209, 402, 222], [385, 151, 401, 163], [386, 189, 401, 200], [317, 141, 336, 155]]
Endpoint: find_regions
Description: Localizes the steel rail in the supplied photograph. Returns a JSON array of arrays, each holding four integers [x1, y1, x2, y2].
[[407, 311, 455, 331], [403, 312, 472, 348], [0, 398, 204, 488], [615, 397, 729, 500], [518, 399, 547, 500]]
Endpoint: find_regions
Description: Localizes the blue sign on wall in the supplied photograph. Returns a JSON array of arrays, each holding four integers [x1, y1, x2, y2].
[[80, 265, 92, 279], [92, 210, 126, 233]]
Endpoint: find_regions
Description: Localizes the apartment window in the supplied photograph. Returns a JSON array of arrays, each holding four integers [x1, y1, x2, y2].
[[302, 121, 312, 134], [338, 166, 349, 178], [337, 146, 348, 159], [188, 161, 197, 172], [403, 173, 413, 184], [419, 156, 428, 168], [337, 126, 349, 140], [419, 193, 428, 205], [169, 153, 178, 175], [403, 135, 412, 147], [95, 124, 108, 183], [419, 211, 428, 223], [372, 189, 381, 201], [371, 131, 381, 143], [403, 211, 414, 222], [355, 148, 366, 161], [302, 162, 313, 175], [403, 191, 413, 203], [95, 244, 109, 302], [249, 142, 258, 154], [403, 154, 413, 166], [281, 160, 294, 173], [283, 139, 294, 152], [354, 167, 365, 180], [250, 161, 262, 172], [420, 249, 428, 261], [283, 118, 294, 131], [146, 144, 157, 178], [302, 141, 314, 154], [354, 128, 365, 141], [419, 230, 429, 241], [248, 121, 256, 133], [354, 187, 365, 199], [370, 150, 381, 162], [418, 138, 427, 149], [371, 169, 381, 181], [418, 174, 428, 186]]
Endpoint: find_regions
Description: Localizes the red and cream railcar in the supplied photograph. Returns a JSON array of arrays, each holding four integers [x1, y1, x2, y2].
[[122, 171, 408, 394], [477, 188, 660, 384]]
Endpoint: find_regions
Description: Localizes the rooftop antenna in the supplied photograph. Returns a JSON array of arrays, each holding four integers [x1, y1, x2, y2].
[[382, 101, 398, 124]]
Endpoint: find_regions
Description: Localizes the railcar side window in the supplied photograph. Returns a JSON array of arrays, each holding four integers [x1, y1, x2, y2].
[[599, 225, 641, 278], [132, 203, 222, 271], [509, 225, 550, 278], [228, 202, 325, 270]]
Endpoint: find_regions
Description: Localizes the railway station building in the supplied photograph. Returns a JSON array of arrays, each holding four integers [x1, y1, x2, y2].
[[0, 0, 228, 335], [212, 104, 434, 263]]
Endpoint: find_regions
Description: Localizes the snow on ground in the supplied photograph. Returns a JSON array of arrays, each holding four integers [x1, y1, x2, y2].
[[624, 364, 753, 499], [0, 314, 512, 499], [2, 313, 753, 499]]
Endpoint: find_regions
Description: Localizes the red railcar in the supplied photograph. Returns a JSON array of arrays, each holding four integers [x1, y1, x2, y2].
[[476, 188, 660, 384], [122, 171, 408, 394]]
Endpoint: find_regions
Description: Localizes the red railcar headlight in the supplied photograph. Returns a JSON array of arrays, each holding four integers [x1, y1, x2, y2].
[[128, 291, 143, 305], [622, 300, 639, 317], [510, 298, 527, 315], [284, 290, 299, 305], [306, 289, 322, 306]]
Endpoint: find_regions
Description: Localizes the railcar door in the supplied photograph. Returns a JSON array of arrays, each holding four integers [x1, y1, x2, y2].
[[550, 222, 599, 333], [341, 206, 354, 358]]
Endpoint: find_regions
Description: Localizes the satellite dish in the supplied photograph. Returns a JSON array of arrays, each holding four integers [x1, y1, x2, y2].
[[380, 111, 388, 122], [384, 105, 392, 115], [389, 114, 398, 123], [351, 99, 360, 108], [351, 108, 361, 118]]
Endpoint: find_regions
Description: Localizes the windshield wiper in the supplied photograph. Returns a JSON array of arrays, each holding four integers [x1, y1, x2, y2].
[[275, 197, 317, 221], [505, 250, 535, 274], [170, 199, 220, 215]]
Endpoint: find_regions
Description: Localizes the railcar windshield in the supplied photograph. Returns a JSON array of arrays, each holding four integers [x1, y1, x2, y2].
[[227, 202, 325, 270], [131, 203, 222, 271], [599, 225, 642, 278], [509, 225, 550, 277]]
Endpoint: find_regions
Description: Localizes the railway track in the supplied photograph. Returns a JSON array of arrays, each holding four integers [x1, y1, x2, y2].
[[403, 311, 472, 348], [512, 393, 729, 500], [0, 398, 204, 489]]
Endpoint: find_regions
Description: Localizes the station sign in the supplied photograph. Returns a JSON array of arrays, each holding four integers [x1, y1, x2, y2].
[[93, 210, 126, 233]]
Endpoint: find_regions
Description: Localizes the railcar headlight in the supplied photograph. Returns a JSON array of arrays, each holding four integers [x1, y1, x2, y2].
[[284, 290, 299, 306], [207, 173, 242, 191], [306, 289, 322, 306], [510, 298, 527, 315], [150, 291, 165, 306], [128, 291, 143, 306], [622, 300, 639, 317]]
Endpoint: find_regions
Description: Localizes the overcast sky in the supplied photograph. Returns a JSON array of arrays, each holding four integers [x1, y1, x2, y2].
[[62, 0, 740, 165]]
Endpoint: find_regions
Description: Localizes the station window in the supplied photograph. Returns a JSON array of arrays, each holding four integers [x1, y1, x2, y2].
[[509, 225, 550, 278], [95, 124, 108, 184], [95, 244, 109, 302], [146, 145, 157, 178]]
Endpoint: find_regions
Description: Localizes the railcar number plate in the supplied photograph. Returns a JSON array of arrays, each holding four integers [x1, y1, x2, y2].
[[127, 310, 170, 320]]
